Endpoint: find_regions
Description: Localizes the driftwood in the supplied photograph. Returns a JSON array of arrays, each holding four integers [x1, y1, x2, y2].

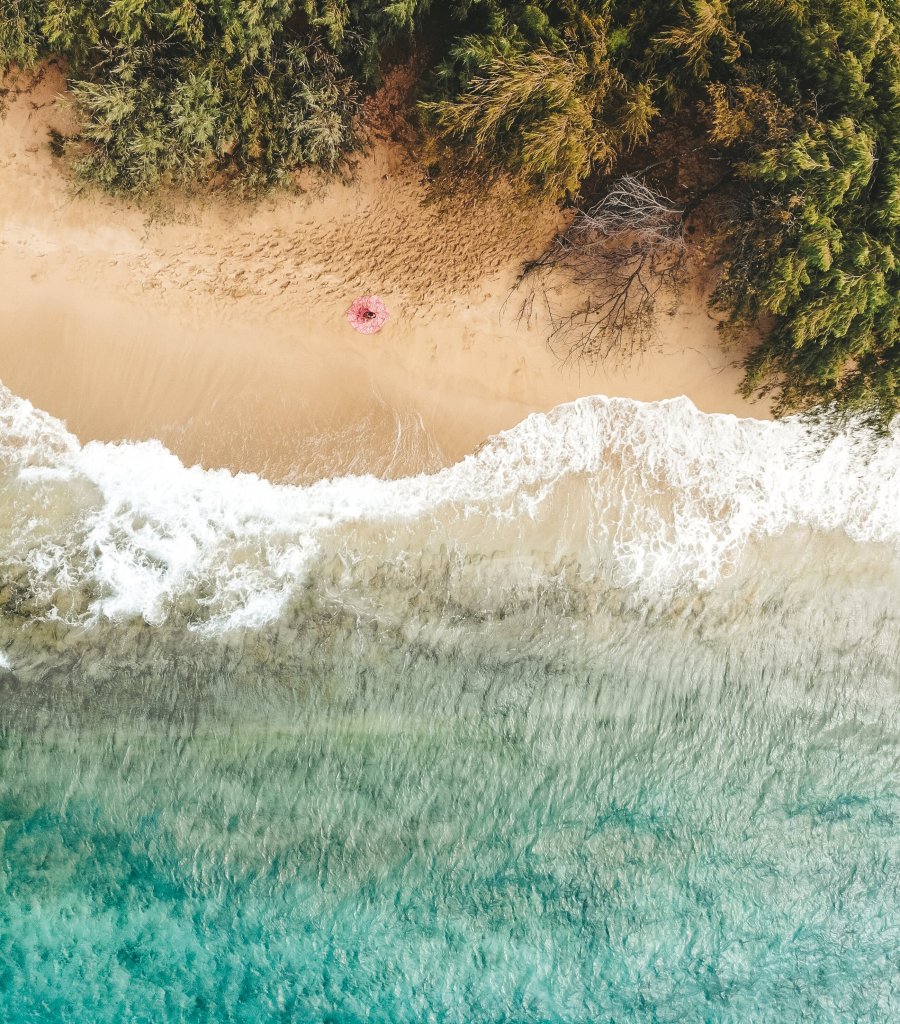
[[516, 175, 689, 364]]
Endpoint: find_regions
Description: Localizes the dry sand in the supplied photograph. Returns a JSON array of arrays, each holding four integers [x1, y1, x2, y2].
[[0, 64, 768, 483]]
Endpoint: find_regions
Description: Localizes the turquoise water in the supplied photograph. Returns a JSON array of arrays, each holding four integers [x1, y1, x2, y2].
[[1, 387, 899, 1021]]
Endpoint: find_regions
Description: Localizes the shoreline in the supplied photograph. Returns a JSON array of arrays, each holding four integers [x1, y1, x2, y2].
[[0, 66, 769, 484]]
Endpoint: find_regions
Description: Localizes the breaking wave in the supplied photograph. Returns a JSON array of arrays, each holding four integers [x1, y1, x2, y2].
[[1, 382, 899, 633]]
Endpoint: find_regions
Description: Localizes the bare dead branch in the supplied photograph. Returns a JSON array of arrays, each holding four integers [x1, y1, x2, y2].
[[515, 176, 689, 364]]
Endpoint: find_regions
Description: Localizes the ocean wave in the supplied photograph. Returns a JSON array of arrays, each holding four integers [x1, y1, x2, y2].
[[1, 382, 898, 631]]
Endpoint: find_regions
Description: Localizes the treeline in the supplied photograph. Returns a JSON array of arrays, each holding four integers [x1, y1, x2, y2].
[[3, 1, 899, 427]]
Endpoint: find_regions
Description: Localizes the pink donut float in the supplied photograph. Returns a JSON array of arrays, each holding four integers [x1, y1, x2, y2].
[[347, 295, 389, 334]]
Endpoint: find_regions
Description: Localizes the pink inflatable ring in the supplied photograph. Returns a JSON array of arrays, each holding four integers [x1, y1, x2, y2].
[[347, 295, 389, 334]]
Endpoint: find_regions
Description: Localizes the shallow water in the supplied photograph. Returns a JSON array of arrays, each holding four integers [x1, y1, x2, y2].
[[1, 384, 899, 1022]]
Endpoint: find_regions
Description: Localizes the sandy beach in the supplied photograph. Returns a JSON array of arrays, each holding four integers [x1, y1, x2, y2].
[[0, 64, 768, 483]]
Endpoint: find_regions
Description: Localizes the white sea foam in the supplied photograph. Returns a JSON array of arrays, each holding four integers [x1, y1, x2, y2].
[[1, 383, 898, 630]]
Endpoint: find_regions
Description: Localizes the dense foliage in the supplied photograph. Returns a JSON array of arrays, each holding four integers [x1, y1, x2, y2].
[[3, 0, 899, 425], [670, 0, 900, 427]]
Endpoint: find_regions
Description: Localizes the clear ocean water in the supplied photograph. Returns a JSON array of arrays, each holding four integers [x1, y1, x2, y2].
[[1, 384, 898, 1022]]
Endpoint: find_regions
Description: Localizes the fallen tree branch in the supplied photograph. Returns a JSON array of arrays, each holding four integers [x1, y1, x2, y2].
[[515, 176, 689, 363]]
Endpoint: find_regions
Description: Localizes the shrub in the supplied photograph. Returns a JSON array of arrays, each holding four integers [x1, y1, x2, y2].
[[2, 2, 369, 192], [68, 42, 357, 192]]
